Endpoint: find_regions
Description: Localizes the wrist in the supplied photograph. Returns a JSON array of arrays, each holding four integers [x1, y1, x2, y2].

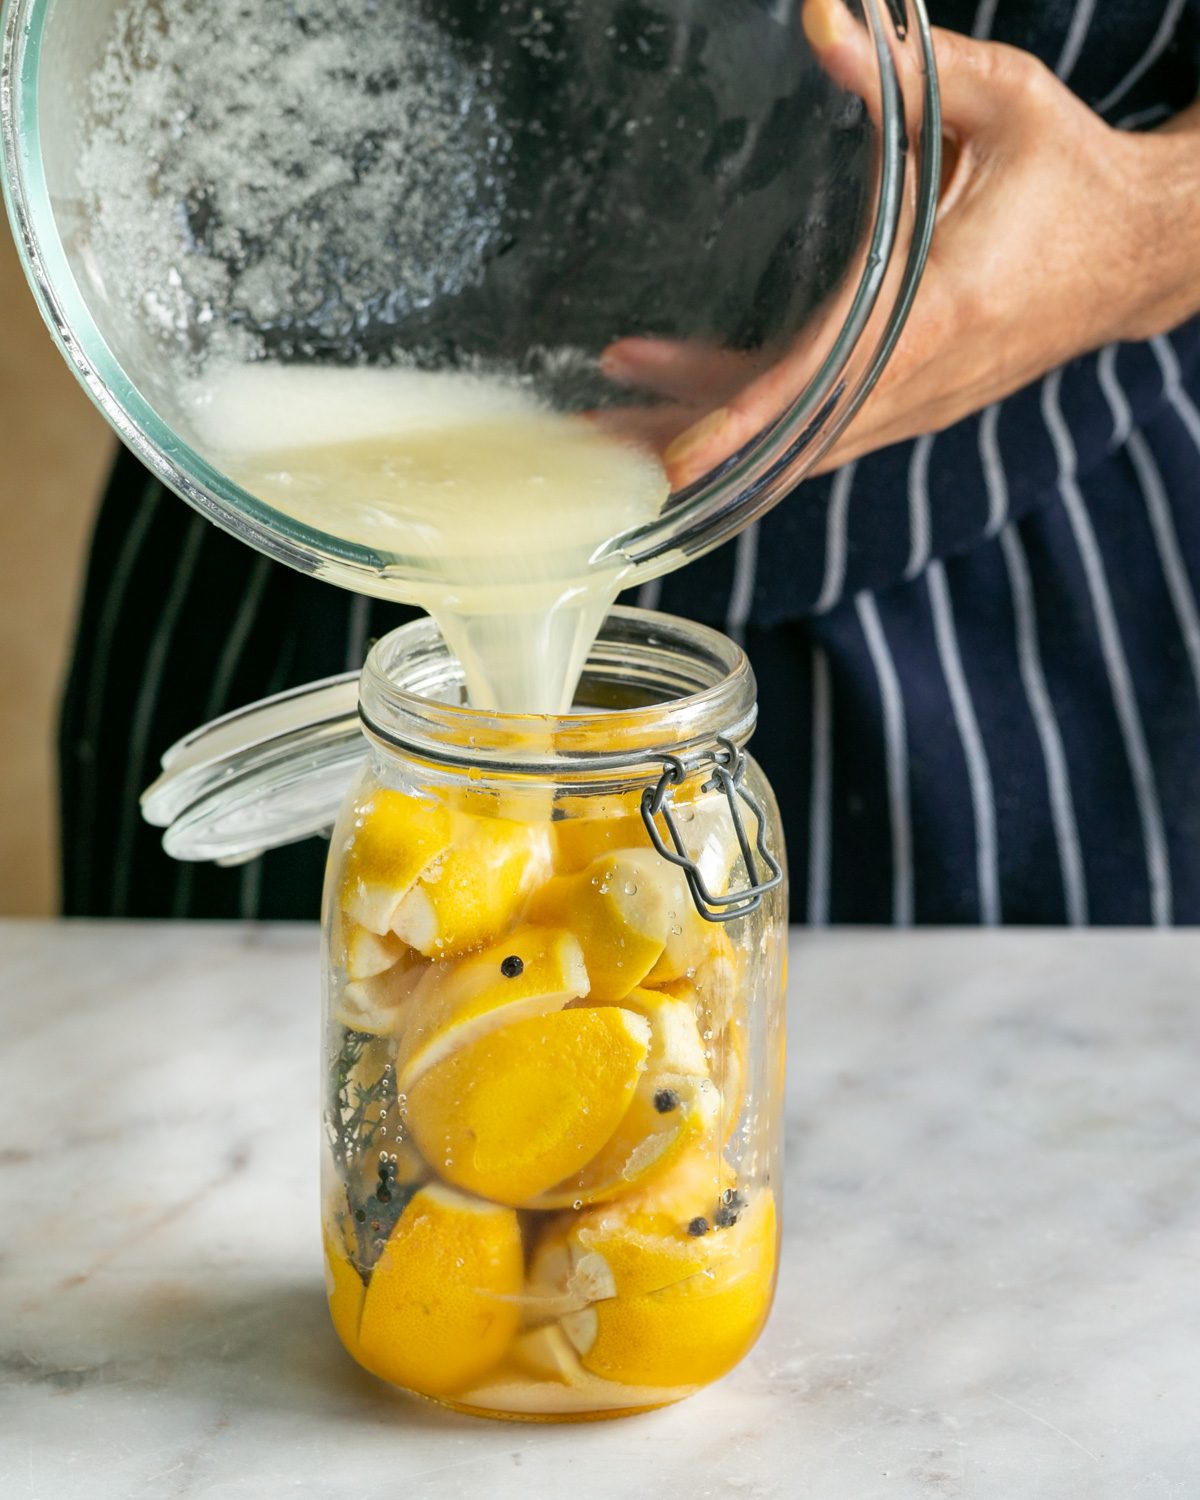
[[1106, 112, 1200, 343]]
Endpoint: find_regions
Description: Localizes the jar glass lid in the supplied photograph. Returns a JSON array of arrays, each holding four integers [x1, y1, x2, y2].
[[141, 672, 364, 864]]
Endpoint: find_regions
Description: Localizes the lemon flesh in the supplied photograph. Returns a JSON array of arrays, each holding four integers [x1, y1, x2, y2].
[[406, 1007, 652, 1206], [356, 1183, 523, 1397]]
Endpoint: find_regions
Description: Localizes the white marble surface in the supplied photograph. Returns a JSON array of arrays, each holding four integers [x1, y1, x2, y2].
[[2, 922, 1198, 1499]]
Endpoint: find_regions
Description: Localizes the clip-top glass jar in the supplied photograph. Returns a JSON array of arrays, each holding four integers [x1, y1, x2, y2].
[[324, 609, 786, 1419], [145, 606, 787, 1420]]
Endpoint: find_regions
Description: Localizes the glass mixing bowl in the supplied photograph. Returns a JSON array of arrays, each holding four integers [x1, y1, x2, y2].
[[2, 0, 939, 598]]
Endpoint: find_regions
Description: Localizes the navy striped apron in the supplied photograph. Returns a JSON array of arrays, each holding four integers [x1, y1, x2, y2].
[[60, 0, 1200, 924]]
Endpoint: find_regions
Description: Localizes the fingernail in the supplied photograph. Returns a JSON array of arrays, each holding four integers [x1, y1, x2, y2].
[[665, 408, 730, 474], [802, 0, 845, 50]]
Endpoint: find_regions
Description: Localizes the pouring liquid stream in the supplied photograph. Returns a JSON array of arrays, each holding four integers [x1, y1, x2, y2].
[[188, 364, 670, 714]]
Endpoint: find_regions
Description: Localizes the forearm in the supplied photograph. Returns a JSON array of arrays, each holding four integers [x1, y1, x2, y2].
[[1115, 100, 1200, 341]]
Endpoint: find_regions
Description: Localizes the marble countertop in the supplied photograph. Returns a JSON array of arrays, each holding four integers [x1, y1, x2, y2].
[[2, 922, 1198, 1499]]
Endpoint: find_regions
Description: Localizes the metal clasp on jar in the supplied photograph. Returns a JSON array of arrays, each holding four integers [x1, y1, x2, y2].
[[640, 737, 783, 923]]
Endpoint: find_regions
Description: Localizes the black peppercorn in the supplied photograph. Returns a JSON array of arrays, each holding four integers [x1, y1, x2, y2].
[[687, 1216, 710, 1237], [714, 1204, 740, 1229], [500, 954, 525, 978], [653, 1088, 681, 1114], [354, 1208, 366, 1223]]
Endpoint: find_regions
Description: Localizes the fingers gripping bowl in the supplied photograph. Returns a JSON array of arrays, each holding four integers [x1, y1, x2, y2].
[[321, 611, 788, 1418]]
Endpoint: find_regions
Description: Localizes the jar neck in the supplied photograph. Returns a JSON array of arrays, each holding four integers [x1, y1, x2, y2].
[[358, 607, 757, 788]]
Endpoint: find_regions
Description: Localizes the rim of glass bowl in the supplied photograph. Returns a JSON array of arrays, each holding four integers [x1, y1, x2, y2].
[[359, 606, 757, 782], [1, 0, 939, 593]]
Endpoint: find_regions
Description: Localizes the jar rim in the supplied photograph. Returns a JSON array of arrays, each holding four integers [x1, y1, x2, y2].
[[358, 606, 757, 779]]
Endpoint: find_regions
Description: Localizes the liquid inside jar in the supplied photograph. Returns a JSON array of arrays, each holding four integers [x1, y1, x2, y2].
[[321, 767, 785, 1418]]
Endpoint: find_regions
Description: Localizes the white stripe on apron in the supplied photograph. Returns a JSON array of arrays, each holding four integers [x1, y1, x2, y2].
[[857, 593, 914, 926], [1095, 0, 1188, 114], [928, 560, 1001, 924], [1128, 430, 1200, 711], [1096, 345, 1133, 449], [806, 644, 833, 926], [979, 403, 1010, 537], [725, 522, 760, 645], [814, 461, 857, 613], [905, 433, 935, 581], [971, 0, 999, 40], [999, 524, 1088, 925], [1042, 369, 1172, 926], [1102, 340, 1200, 714], [344, 593, 372, 671], [1055, 0, 1097, 83]]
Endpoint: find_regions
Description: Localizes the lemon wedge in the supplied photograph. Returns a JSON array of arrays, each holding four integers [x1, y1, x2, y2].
[[551, 790, 652, 873], [535, 988, 717, 1208], [323, 1228, 367, 1356], [653, 977, 748, 1146], [356, 1183, 523, 1397], [395, 926, 588, 1089], [391, 811, 550, 958], [340, 789, 453, 935], [527, 849, 673, 1001], [333, 948, 427, 1036], [510, 1324, 591, 1386], [339, 923, 410, 981], [529, 1186, 777, 1390], [406, 1007, 652, 1206]]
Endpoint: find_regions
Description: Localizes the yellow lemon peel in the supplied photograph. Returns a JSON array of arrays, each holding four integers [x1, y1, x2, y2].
[[530, 1189, 777, 1390], [392, 812, 550, 958], [340, 789, 453, 935], [356, 1183, 523, 1397], [528, 849, 673, 1001]]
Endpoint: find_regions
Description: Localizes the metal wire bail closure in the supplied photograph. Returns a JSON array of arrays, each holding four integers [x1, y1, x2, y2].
[[640, 737, 783, 922]]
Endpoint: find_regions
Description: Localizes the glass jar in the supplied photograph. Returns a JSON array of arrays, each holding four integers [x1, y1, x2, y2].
[[320, 609, 787, 1419]]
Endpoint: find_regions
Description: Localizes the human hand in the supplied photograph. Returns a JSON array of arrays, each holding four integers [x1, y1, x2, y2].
[[602, 1, 1200, 488]]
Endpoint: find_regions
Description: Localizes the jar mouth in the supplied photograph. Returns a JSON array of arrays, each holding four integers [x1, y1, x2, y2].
[[359, 607, 757, 777]]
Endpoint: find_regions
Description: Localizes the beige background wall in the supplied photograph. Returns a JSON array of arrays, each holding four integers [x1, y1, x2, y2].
[[1, 219, 113, 915]]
